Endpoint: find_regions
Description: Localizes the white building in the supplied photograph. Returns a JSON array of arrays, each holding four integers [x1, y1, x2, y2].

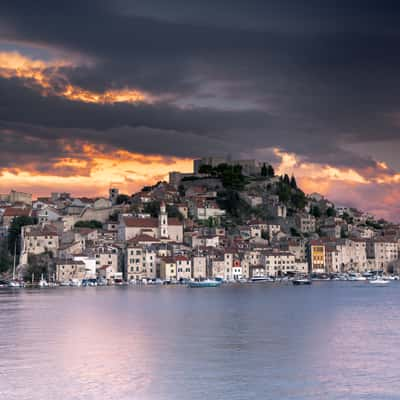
[[175, 256, 192, 280], [118, 203, 183, 242], [260, 251, 296, 276], [192, 256, 207, 279], [366, 238, 398, 271]]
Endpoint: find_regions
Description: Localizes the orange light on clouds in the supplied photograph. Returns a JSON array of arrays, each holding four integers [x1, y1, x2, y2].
[[0, 51, 151, 104], [273, 147, 400, 220], [273, 148, 368, 184], [0, 144, 193, 197]]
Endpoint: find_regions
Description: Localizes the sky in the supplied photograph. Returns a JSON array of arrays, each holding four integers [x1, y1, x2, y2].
[[1, 1, 400, 220]]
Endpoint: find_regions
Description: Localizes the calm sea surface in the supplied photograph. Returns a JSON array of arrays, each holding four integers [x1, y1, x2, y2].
[[1, 282, 400, 400]]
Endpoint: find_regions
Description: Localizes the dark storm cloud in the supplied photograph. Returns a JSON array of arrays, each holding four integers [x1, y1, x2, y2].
[[1, 0, 400, 170]]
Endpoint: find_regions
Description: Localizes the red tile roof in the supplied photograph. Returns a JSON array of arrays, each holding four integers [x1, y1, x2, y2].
[[3, 207, 32, 217], [123, 217, 158, 227], [127, 234, 160, 244], [123, 217, 182, 227]]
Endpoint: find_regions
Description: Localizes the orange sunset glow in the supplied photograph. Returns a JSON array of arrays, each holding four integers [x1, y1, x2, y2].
[[0, 51, 151, 104], [0, 144, 193, 197]]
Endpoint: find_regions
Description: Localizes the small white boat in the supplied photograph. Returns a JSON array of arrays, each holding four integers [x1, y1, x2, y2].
[[188, 280, 222, 288], [293, 278, 312, 286], [354, 276, 367, 281], [251, 276, 273, 282], [8, 280, 21, 288], [369, 278, 389, 285], [38, 278, 49, 288]]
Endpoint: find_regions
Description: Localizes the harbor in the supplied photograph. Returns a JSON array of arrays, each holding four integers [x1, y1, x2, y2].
[[1, 281, 400, 400], [1, 271, 398, 289]]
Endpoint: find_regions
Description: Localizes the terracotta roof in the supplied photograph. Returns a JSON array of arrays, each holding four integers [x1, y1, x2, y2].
[[128, 234, 160, 244], [74, 227, 97, 235], [25, 226, 58, 237], [175, 255, 189, 261], [160, 256, 175, 264], [3, 207, 32, 217], [168, 218, 183, 226], [97, 265, 111, 270], [123, 217, 158, 228], [123, 217, 182, 227], [55, 259, 85, 265]]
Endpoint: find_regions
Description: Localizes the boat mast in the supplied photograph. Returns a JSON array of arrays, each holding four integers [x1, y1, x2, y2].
[[12, 240, 16, 280]]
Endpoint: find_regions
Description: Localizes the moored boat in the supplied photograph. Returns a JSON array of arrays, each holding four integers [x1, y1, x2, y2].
[[292, 278, 312, 286], [38, 275, 49, 288], [188, 280, 221, 288], [8, 280, 22, 288], [369, 277, 389, 285], [251, 276, 273, 282]]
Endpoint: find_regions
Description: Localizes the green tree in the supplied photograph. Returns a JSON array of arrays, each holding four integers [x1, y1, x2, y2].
[[143, 200, 161, 217], [290, 227, 300, 237], [290, 175, 297, 189], [116, 194, 130, 204], [342, 212, 354, 224], [178, 184, 185, 197], [310, 206, 321, 218], [277, 181, 291, 203], [8, 216, 37, 260], [283, 174, 290, 185], [291, 190, 306, 209], [166, 204, 184, 221], [0, 238, 12, 274], [24, 252, 54, 282], [261, 163, 268, 177], [267, 165, 275, 177], [261, 230, 269, 240], [74, 220, 103, 229], [326, 207, 336, 217], [198, 164, 214, 174], [206, 217, 216, 228]]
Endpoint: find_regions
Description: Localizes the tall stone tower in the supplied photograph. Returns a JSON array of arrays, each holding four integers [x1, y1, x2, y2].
[[109, 187, 119, 205], [159, 201, 169, 239]]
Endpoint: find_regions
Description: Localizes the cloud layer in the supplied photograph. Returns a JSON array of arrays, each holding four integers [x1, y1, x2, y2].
[[1, 1, 400, 219]]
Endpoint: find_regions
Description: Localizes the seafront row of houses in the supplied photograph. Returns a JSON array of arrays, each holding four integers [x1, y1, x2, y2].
[[1, 157, 400, 284]]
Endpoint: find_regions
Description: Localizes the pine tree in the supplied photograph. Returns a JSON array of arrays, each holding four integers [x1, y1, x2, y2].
[[290, 175, 297, 189], [283, 174, 290, 185], [267, 165, 275, 177], [261, 163, 267, 177]]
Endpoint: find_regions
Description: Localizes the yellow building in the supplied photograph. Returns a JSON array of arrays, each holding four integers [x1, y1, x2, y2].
[[310, 242, 326, 273], [159, 257, 177, 281]]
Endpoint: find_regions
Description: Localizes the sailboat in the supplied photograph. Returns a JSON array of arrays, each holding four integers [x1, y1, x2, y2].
[[8, 242, 21, 288], [38, 273, 49, 288]]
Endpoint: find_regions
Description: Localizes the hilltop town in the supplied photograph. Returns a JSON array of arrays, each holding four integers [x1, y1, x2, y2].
[[0, 156, 399, 284]]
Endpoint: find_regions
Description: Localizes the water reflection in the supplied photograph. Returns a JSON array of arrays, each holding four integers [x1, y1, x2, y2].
[[1, 283, 400, 399]]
